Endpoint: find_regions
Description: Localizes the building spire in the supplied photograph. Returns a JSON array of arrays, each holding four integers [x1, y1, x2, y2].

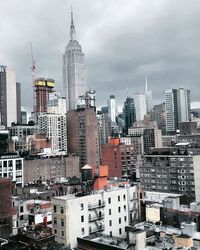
[[70, 6, 76, 41], [145, 75, 148, 94]]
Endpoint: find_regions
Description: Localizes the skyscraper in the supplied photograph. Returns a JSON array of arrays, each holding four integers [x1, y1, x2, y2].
[[63, 9, 87, 110], [67, 106, 100, 168], [34, 77, 55, 113], [145, 77, 153, 113], [165, 88, 191, 135], [107, 95, 117, 124], [123, 97, 136, 134], [134, 93, 146, 121], [16, 82, 21, 124], [0, 65, 17, 127]]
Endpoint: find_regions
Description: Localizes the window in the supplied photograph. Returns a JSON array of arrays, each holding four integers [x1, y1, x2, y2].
[[124, 205, 126, 211], [61, 219, 64, 227], [20, 206, 24, 213], [54, 229, 57, 234], [123, 194, 126, 201], [118, 196, 120, 202], [119, 218, 121, 224], [81, 228, 85, 235], [81, 215, 84, 222], [109, 209, 111, 215], [109, 220, 112, 226], [54, 217, 57, 224], [118, 207, 121, 213], [119, 228, 122, 235], [20, 215, 24, 221], [61, 230, 64, 237], [109, 231, 112, 237], [54, 205, 57, 213], [81, 203, 84, 210], [108, 197, 111, 204], [60, 207, 64, 214], [124, 216, 127, 222]]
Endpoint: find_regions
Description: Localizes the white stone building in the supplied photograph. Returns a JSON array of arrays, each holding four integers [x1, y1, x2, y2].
[[52, 184, 138, 249]]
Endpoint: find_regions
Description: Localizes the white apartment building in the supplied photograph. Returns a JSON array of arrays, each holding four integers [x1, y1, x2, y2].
[[0, 154, 23, 187], [38, 113, 67, 154], [52, 185, 138, 249]]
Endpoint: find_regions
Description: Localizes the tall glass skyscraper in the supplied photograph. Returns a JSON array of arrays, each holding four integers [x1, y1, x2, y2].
[[63, 10, 87, 111], [164, 88, 191, 135]]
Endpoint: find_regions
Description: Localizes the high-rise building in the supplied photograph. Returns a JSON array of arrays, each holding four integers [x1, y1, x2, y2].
[[140, 145, 200, 201], [145, 78, 153, 113], [134, 93, 146, 121], [67, 106, 100, 168], [38, 113, 67, 154], [108, 95, 117, 124], [165, 88, 191, 135], [123, 97, 136, 134], [150, 103, 166, 135], [47, 92, 66, 115], [96, 111, 111, 145], [34, 77, 55, 113], [101, 138, 137, 179], [63, 10, 87, 111], [16, 82, 21, 124], [21, 111, 27, 124], [0, 66, 17, 127], [128, 127, 162, 154]]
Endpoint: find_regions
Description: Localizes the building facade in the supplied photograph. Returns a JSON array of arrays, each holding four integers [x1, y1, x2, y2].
[[123, 97, 136, 135], [38, 113, 67, 154], [0, 154, 24, 187], [140, 146, 200, 201], [67, 107, 100, 168], [134, 93, 146, 121], [165, 88, 191, 135], [0, 66, 17, 127], [23, 155, 79, 184], [34, 77, 55, 113], [52, 184, 138, 248], [101, 138, 137, 179], [108, 95, 117, 124], [0, 178, 12, 238], [63, 10, 87, 111], [96, 111, 111, 145]]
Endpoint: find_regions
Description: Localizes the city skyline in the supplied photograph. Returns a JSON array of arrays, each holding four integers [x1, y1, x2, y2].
[[1, 0, 200, 111]]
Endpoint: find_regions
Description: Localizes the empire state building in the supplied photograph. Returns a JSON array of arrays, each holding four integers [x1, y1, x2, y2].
[[63, 10, 87, 111]]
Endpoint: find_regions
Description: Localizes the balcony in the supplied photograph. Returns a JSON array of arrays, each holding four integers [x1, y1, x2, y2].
[[88, 213, 104, 222], [89, 225, 105, 234], [88, 201, 106, 210]]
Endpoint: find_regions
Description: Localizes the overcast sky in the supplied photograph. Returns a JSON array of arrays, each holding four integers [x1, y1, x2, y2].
[[1, 0, 200, 111]]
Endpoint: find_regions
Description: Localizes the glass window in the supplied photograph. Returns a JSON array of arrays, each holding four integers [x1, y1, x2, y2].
[[60, 207, 64, 214], [81, 215, 84, 222]]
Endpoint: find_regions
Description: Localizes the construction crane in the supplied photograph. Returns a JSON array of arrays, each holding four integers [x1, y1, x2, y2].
[[30, 42, 36, 113]]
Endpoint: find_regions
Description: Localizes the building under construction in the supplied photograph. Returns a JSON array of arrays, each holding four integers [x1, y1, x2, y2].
[[34, 78, 55, 113]]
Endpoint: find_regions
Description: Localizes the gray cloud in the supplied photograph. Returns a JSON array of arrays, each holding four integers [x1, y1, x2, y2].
[[1, 0, 200, 111]]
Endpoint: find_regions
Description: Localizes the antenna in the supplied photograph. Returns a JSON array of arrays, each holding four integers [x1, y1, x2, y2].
[[30, 42, 36, 113]]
